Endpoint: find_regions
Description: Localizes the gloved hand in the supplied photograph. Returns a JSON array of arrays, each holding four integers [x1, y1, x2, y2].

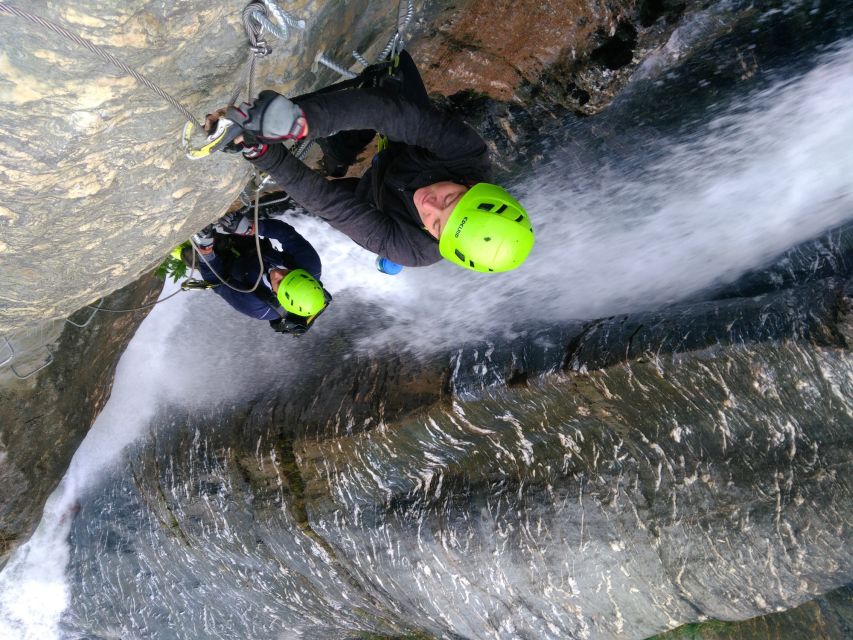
[[191, 224, 215, 250], [226, 90, 308, 143], [202, 111, 248, 154], [214, 212, 253, 236]]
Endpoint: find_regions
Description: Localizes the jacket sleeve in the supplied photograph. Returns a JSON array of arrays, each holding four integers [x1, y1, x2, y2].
[[297, 88, 488, 169], [212, 288, 281, 321], [197, 253, 280, 320], [248, 146, 441, 267], [257, 219, 322, 278]]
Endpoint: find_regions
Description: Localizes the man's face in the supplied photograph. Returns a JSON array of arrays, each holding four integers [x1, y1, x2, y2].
[[269, 267, 289, 294], [413, 181, 468, 239]]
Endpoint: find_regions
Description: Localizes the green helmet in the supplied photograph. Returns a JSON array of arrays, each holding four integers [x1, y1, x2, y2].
[[277, 269, 328, 317], [170, 241, 191, 261], [438, 183, 534, 273]]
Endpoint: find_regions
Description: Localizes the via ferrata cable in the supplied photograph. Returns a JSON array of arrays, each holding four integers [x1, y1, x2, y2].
[[0, 2, 203, 127]]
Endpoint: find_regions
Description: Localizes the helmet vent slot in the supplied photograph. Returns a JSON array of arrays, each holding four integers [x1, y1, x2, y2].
[[477, 203, 494, 211], [514, 215, 524, 223], [454, 249, 466, 261], [495, 204, 507, 214]]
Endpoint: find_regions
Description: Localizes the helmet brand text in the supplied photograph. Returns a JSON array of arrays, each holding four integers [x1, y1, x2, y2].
[[454, 216, 468, 238]]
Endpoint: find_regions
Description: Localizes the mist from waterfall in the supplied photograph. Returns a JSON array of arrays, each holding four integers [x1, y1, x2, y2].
[[0, 284, 187, 640]]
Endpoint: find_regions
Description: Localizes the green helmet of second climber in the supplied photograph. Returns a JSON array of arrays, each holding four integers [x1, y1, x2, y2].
[[438, 183, 534, 273], [170, 241, 191, 261], [277, 269, 328, 317]]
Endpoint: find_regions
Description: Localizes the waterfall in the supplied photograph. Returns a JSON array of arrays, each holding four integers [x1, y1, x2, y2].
[[0, 284, 187, 640], [1, 16, 851, 640]]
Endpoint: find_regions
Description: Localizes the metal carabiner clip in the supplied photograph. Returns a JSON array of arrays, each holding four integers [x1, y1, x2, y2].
[[181, 117, 240, 160]]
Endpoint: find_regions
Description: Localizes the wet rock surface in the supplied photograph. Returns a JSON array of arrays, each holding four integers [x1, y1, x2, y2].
[[61, 265, 852, 639]]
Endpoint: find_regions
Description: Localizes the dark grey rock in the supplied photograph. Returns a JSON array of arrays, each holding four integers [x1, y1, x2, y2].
[[58, 271, 852, 639]]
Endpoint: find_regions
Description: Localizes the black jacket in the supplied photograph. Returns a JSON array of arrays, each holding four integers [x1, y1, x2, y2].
[[249, 88, 492, 267]]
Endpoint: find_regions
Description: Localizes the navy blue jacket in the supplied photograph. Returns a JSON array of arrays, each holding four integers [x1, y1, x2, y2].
[[197, 219, 321, 321]]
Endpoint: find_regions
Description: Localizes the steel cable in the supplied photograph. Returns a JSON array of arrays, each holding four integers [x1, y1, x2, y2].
[[0, 2, 203, 127]]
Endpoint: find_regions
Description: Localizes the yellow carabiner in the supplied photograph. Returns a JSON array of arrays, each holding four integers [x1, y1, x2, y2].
[[181, 118, 237, 160]]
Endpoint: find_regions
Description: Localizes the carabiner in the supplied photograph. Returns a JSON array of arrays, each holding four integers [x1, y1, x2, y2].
[[181, 117, 240, 160]]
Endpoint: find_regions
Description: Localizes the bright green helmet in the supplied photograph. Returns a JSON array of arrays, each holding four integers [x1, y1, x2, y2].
[[277, 269, 328, 317], [438, 183, 534, 273], [170, 241, 191, 261]]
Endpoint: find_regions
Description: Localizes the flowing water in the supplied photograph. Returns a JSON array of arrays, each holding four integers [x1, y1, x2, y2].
[[1, 2, 852, 638]]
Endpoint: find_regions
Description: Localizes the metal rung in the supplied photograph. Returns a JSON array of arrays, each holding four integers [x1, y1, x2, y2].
[[10, 348, 54, 380], [65, 299, 103, 328], [0, 336, 12, 368]]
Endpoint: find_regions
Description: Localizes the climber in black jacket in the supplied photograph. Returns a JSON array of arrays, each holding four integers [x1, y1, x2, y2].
[[212, 51, 534, 273]]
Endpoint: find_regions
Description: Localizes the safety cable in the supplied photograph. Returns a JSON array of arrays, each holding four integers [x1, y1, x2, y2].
[[87, 287, 185, 313], [80, 246, 198, 314], [0, 2, 203, 127], [350, 0, 413, 71], [376, 0, 414, 62]]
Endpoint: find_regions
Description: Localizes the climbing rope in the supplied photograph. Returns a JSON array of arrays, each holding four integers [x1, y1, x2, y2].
[[188, 173, 267, 294]]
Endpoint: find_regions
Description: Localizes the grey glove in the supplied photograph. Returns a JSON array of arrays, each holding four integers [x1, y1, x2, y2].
[[214, 212, 253, 236], [191, 224, 215, 249], [226, 90, 307, 142]]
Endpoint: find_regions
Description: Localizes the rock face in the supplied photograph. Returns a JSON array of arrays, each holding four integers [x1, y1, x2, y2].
[[412, 0, 690, 113], [0, 274, 159, 568], [61, 267, 852, 639], [0, 0, 395, 332]]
